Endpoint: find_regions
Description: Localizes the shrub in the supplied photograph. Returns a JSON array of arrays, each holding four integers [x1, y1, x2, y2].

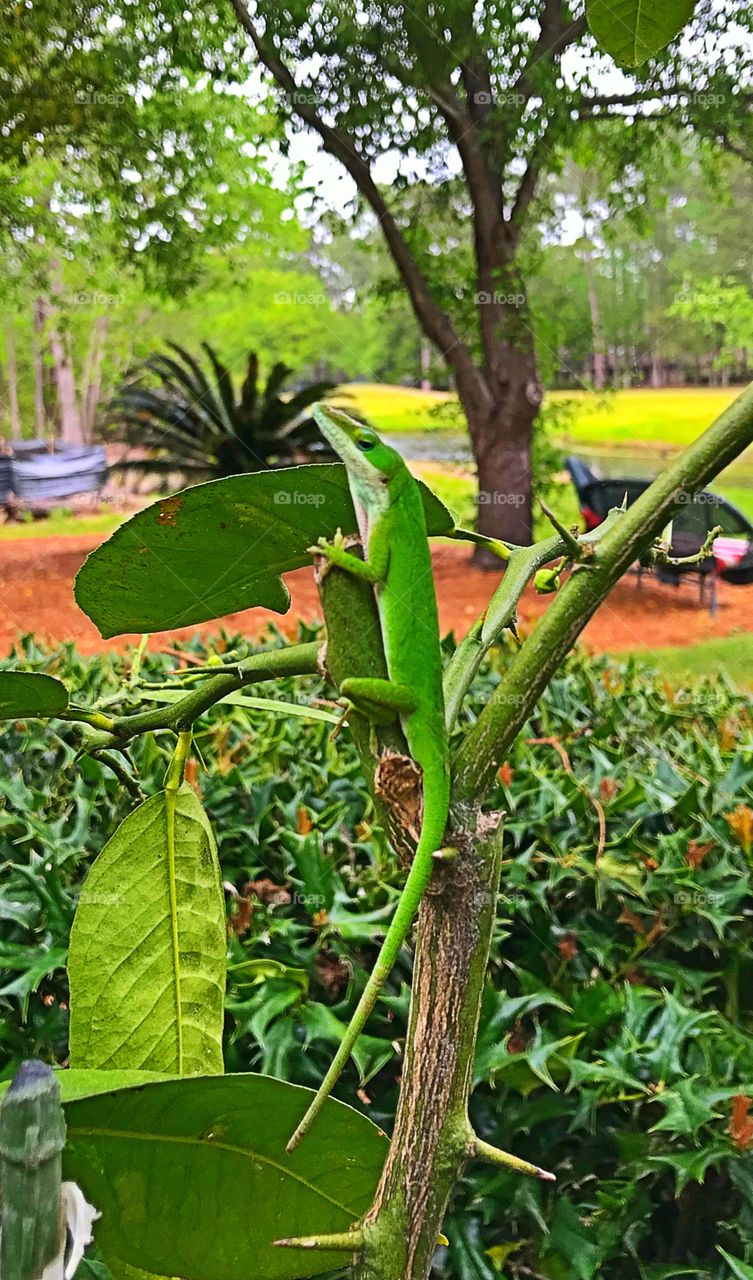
[[2, 636, 753, 1277], [105, 343, 337, 480]]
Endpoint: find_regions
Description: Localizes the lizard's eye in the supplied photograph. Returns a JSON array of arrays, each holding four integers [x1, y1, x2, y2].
[[356, 436, 376, 451]]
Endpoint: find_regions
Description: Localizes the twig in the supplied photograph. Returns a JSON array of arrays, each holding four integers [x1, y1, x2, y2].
[[526, 735, 607, 859]]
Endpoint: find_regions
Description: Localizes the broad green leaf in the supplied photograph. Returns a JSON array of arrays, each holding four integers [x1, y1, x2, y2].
[[0, 671, 68, 720], [74, 464, 454, 638], [587, 0, 697, 67], [62, 1074, 387, 1280], [69, 786, 225, 1075], [0, 1069, 176, 1105], [718, 1249, 753, 1279]]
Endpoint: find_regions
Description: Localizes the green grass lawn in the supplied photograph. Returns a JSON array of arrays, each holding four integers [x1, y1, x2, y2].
[[550, 386, 744, 450], [631, 633, 753, 688], [342, 383, 747, 449], [0, 510, 124, 541], [339, 383, 458, 433], [3, 384, 752, 540]]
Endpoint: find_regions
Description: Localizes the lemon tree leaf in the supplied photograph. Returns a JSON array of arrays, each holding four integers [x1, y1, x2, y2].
[[62, 1074, 387, 1280], [68, 786, 225, 1075], [587, 0, 697, 67], [0, 671, 68, 720], [74, 464, 454, 638]]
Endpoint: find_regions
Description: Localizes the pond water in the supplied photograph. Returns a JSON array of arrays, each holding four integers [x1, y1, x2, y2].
[[386, 432, 753, 494]]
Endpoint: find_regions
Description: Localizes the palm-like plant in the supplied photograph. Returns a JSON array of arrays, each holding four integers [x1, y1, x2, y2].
[[105, 343, 338, 479]]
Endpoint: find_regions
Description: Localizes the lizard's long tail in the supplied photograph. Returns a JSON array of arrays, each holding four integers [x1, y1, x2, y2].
[[285, 802, 446, 1152]]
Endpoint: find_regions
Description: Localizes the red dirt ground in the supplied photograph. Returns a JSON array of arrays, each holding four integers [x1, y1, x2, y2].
[[2, 531, 752, 658]]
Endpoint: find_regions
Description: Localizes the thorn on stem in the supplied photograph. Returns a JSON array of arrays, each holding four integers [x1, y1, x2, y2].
[[539, 500, 582, 558], [433, 845, 460, 862], [468, 1133, 556, 1182]]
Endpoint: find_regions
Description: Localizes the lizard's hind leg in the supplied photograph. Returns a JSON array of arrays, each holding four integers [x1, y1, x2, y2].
[[340, 676, 417, 724]]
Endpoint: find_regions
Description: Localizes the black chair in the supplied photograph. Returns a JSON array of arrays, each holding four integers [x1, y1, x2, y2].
[[565, 457, 649, 530], [565, 455, 753, 614]]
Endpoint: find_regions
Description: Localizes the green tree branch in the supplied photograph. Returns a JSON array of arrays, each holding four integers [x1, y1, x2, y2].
[[353, 380, 753, 1280]]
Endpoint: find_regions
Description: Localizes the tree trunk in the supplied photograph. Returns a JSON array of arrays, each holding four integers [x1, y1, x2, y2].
[[33, 298, 47, 435], [81, 315, 107, 441], [585, 260, 607, 390], [44, 264, 84, 445], [459, 330, 541, 558], [49, 325, 82, 444], [355, 814, 506, 1280], [5, 325, 21, 440], [419, 339, 431, 392], [41, 298, 82, 445]]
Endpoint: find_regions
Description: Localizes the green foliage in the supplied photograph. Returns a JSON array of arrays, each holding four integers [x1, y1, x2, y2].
[[68, 786, 226, 1075], [0, 672, 68, 720], [2, 637, 753, 1275], [74, 465, 454, 638], [106, 344, 338, 481], [587, 0, 698, 67], [62, 1074, 386, 1280]]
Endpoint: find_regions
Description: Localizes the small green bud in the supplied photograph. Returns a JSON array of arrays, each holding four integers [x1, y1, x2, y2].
[[534, 567, 561, 594]]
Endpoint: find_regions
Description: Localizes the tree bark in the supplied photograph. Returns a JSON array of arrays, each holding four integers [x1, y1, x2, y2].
[[41, 295, 83, 445], [44, 264, 84, 445], [33, 298, 48, 435], [5, 325, 21, 440], [419, 339, 431, 392], [356, 813, 505, 1280], [81, 315, 107, 441], [463, 310, 542, 555], [48, 322, 82, 444], [585, 259, 607, 390]]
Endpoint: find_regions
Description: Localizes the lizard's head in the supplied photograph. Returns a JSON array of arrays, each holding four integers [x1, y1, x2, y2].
[[313, 404, 405, 485]]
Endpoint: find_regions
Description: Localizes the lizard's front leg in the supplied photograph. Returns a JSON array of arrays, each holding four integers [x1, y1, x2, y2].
[[309, 528, 389, 584]]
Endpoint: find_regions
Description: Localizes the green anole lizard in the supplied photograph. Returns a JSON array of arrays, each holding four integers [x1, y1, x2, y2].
[[286, 405, 451, 1152]]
